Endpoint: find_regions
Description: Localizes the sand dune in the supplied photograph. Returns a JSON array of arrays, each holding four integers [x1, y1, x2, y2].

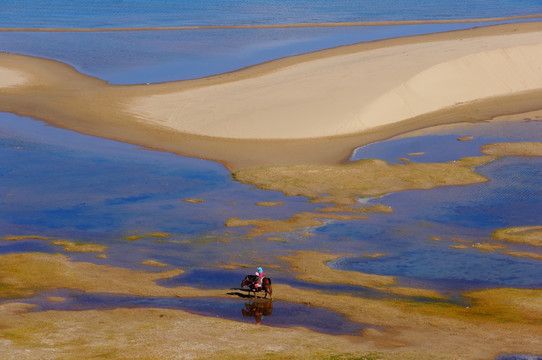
[[2, 22, 542, 168], [126, 32, 542, 139], [358, 42, 542, 131]]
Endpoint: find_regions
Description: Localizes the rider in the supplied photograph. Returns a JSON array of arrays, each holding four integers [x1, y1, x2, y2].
[[254, 267, 264, 289]]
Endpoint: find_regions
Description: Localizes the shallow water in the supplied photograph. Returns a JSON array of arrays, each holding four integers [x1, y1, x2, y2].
[[2, 0, 542, 28], [495, 355, 542, 360], [2, 2, 542, 332], [1, 20, 533, 84], [17, 289, 367, 335], [3, 112, 542, 297], [341, 120, 542, 291]]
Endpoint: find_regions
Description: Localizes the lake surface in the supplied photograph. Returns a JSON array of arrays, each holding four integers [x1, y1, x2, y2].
[[2, 0, 542, 28], [2, 19, 536, 84]]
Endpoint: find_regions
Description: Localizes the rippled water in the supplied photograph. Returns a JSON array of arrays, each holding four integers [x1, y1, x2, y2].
[[2, 0, 542, 28], [1, 20, 530, 84]]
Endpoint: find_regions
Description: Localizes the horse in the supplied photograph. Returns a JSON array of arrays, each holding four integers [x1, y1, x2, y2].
[[241, 275, 272, 300]]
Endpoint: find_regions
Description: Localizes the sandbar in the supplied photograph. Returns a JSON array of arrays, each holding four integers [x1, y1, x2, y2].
[[0, 66, 27, 88], [2, 22, 542, 170]]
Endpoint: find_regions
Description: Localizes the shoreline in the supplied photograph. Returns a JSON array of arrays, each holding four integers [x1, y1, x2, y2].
[[2, 22, 542, 170]]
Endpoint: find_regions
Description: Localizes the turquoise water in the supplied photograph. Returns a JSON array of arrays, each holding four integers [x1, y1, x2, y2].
[[1, 0, 542, 28]]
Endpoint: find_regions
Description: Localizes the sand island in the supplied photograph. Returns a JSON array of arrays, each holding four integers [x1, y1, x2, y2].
[[2, 21, 542, 170]]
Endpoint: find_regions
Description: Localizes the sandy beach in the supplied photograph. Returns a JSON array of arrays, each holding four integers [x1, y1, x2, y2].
[[2, 22, 542, 171]]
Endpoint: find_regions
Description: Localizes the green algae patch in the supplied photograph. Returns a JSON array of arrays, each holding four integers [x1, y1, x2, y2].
[[225, 212, 368, 237], [3, 235, 50, 241], [183, 198, 204, 203], [3, 236, 107, 253], [141, 260, 169, 268], [449, 240, 508, 253], [0, 252, 222, 300], [51, 240, 107, 253], [492, 226, 542, 247], [464, 288, 542, 324], [362, 253, 387, 258], [481, 141, 542, 156], [265, 237, 287, 242], [148, 232, 171, 238], [281, 251, 395, 288], [316, 204, 393, 214], [233, 156, 494, 205], [504, 250, 542, 261], [46, 296, 66, 303], [255, 201, 284, 207]]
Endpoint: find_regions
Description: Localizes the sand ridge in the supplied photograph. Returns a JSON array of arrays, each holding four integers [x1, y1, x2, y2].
[[3, 22, 542, 170], [127, 32, 542, 139]]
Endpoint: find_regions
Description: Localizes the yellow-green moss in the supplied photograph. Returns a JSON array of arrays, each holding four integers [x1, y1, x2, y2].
[[481, 142, 542, 157], [233, 156, 494, 205], [492, 226, 542, 247], [51, 240, 107, 253]]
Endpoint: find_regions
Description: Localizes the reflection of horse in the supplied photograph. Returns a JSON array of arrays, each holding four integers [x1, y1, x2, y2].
[[242, 299, 273, 324], [241, 275, 272, 299]]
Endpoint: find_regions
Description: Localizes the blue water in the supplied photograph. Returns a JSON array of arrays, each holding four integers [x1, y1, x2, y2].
[[2, 20, 533, 84], [16, 290, 367, 335], [3, 114, 542, 294], [495, 355, 542, 360], [1, 0, 542, 28], [2, 0, 542, 332]]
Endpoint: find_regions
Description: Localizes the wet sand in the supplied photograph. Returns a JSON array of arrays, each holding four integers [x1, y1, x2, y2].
[[2, 22, 542, 170]]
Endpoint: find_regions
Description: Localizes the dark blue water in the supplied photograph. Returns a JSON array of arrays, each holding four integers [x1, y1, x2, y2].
[[0, 112, 318, 270], [2, 1, 542, 323], [495, 355, 542, 360], [340, 120, 542, 291], [18, 290, 367, 335], [2, 0, 542, 28], [3, 115, 542, 297]]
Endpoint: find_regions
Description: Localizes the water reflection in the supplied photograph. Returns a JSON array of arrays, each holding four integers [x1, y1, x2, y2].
[[494, 354, 542, 360], [241, 299, 273, 325]]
